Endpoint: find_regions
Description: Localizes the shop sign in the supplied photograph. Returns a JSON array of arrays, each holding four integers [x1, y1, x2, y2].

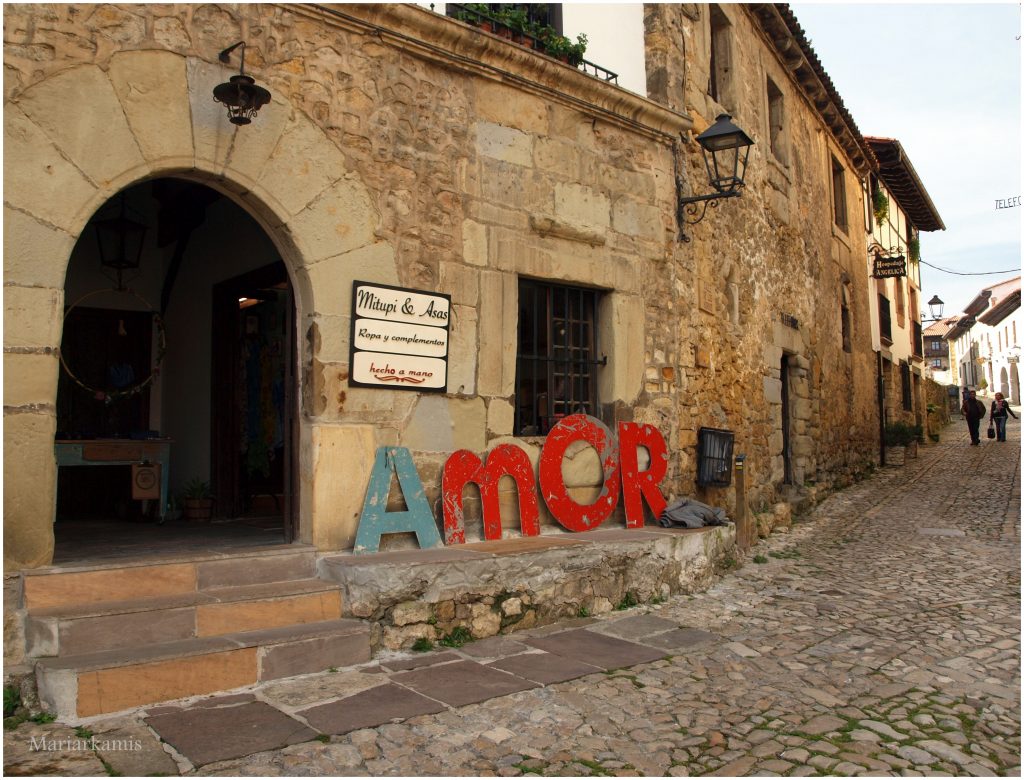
[[349, 281, 450, 391], [872, 254, 906, 278], [353, 415, 670, 553]]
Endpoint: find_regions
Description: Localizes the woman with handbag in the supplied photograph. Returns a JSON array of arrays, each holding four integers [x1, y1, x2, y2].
[[989, 392, 1017, 442]]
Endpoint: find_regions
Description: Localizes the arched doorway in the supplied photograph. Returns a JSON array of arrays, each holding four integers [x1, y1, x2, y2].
[[54, 178, 296, 563]]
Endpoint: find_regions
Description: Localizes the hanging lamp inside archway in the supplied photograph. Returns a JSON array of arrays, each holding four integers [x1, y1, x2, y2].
[[212, 41, 271, 126]]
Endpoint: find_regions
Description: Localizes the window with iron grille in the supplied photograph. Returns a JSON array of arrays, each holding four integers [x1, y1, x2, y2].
[[515, 279, 602, 436], [878, 293, 892, 344], [901, 361, 913, 411]]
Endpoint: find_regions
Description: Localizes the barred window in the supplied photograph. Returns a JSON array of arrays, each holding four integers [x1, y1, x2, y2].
[[515, 279, 602, 436]]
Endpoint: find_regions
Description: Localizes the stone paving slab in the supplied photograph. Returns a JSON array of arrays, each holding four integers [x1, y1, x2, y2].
[[523, 628, 667, 669], [486, 651, 603, 685], [458, 635, 531, 658], [390, 659, 540, 707], [641, 626, 719, 651], [378, 651, 462, 672], [593, 613, 678, 638], [259, 670, 386, 708], [296, 682, 445, 734], [144, 701, 317, 766]]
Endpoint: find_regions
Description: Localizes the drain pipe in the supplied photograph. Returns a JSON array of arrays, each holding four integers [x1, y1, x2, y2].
[[877, 351, 886, 466]]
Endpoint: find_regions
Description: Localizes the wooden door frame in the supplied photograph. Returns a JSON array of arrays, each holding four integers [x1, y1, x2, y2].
[[211, 262, 297, 541]]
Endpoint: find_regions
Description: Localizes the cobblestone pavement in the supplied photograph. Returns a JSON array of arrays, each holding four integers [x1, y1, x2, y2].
[[5, 420, 1020, 777]]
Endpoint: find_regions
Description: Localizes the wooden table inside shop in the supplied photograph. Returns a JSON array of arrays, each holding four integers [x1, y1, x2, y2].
[[54, 439, 172, 522]]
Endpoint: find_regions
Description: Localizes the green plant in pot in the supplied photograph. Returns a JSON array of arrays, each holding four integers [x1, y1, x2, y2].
[[182, 478, 214, 522], [540, 29, 587, 66], [872, 189, 889, 226], [883, 421, 917, 447], [908, 235, 920, 263]]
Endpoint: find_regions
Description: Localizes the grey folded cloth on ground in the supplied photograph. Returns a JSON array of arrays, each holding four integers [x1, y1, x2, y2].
[[659, 496, 729, 528]]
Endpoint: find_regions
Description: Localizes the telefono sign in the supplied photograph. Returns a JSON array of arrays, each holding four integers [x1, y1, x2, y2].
[[353, 414, 670, 553]]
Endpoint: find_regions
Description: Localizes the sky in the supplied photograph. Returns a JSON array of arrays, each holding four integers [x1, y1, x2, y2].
[[790, 2, 1022, 318]]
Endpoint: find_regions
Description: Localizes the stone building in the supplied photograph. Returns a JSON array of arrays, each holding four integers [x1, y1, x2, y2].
[[4, 3, 895, 712], [4, 2, 886, 570]]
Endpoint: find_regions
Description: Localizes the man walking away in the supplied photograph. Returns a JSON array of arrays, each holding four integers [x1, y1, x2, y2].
[[961, 390, 987, 445], [989, 392, 1017, 442]]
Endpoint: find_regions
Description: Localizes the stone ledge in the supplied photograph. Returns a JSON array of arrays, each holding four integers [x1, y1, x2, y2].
[[320, 524, 733, 650]]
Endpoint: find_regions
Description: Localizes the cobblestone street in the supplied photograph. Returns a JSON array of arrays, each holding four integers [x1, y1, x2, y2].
[[5, 419, 1020, 777]]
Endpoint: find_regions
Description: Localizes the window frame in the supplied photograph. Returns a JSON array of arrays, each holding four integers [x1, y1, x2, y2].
[[766, 76, 787, 165], [708, 4, 733, 109], [514, 278, 603, 437], [831, 155, 848, 233]]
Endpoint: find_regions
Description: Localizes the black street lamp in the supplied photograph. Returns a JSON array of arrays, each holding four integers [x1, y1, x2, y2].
[[212, 41, 272, 126], [921, 294, 945, 322], [677, 114, 755, 242]]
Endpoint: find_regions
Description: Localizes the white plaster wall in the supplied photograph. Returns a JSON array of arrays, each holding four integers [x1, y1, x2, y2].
[[562, 4, 647, 96]]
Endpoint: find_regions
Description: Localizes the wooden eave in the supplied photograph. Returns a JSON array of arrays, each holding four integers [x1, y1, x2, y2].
[[865, 137, 945, 232], [979, 290, 1021, 327], [749, 4, 876, 178]]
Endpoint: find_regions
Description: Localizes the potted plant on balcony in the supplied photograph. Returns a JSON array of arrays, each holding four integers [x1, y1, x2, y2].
[[182, 478, 214, 522], [540, 30, 588, 66]]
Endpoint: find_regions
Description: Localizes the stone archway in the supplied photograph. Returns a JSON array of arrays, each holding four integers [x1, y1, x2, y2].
[[4, 50, 388, 569]]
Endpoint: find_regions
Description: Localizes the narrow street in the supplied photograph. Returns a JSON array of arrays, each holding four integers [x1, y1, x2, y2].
[[6, 419, 1020, 777]]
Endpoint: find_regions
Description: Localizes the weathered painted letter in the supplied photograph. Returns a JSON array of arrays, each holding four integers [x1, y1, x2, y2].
[[617, 422, 669, 527], [353, 447, 442, 553], [442, 444, 540, 545], [539, 414, 620, 532]]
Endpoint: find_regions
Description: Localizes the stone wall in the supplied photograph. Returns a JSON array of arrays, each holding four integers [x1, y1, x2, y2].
[[4, 3, 881, 568], [643, 4, 879, 511]]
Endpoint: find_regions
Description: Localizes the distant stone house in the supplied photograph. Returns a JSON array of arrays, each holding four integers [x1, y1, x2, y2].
[[4, 4, 883, 571]]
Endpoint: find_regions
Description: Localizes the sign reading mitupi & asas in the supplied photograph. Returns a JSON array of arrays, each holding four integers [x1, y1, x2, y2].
[[349, 281, 450, 391]]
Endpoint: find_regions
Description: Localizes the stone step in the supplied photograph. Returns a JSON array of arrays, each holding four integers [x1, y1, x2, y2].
[[21, 546, 318, 611], [36, 618, 372, 720], [26, 579, 343, 657]]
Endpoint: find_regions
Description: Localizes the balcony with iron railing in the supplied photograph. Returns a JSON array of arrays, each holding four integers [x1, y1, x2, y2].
[[443, 3, 619, 84]]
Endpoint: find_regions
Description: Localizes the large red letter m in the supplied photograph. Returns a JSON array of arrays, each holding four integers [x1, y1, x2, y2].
[[441, 444, 540, 545]]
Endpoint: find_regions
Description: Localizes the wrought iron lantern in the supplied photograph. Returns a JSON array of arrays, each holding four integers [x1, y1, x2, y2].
[[212, 41, 271, 126], [677, 114, 755, 242], [94, 193, 147, 290], [926, 295, 944, 320]]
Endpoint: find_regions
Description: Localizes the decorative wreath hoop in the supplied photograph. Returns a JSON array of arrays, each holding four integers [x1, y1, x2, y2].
[[59, 288, 167, 405]]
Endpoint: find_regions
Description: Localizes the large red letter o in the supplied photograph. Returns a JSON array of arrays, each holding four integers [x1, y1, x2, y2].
[[539, 414, 620, 532]]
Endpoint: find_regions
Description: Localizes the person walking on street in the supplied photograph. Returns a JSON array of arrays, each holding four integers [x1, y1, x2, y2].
[[989, 391, 1017, 442], [961, 390, 987, 445]]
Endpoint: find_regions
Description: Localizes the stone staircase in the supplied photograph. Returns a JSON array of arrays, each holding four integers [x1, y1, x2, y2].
[[20, 546, 371, 720]]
